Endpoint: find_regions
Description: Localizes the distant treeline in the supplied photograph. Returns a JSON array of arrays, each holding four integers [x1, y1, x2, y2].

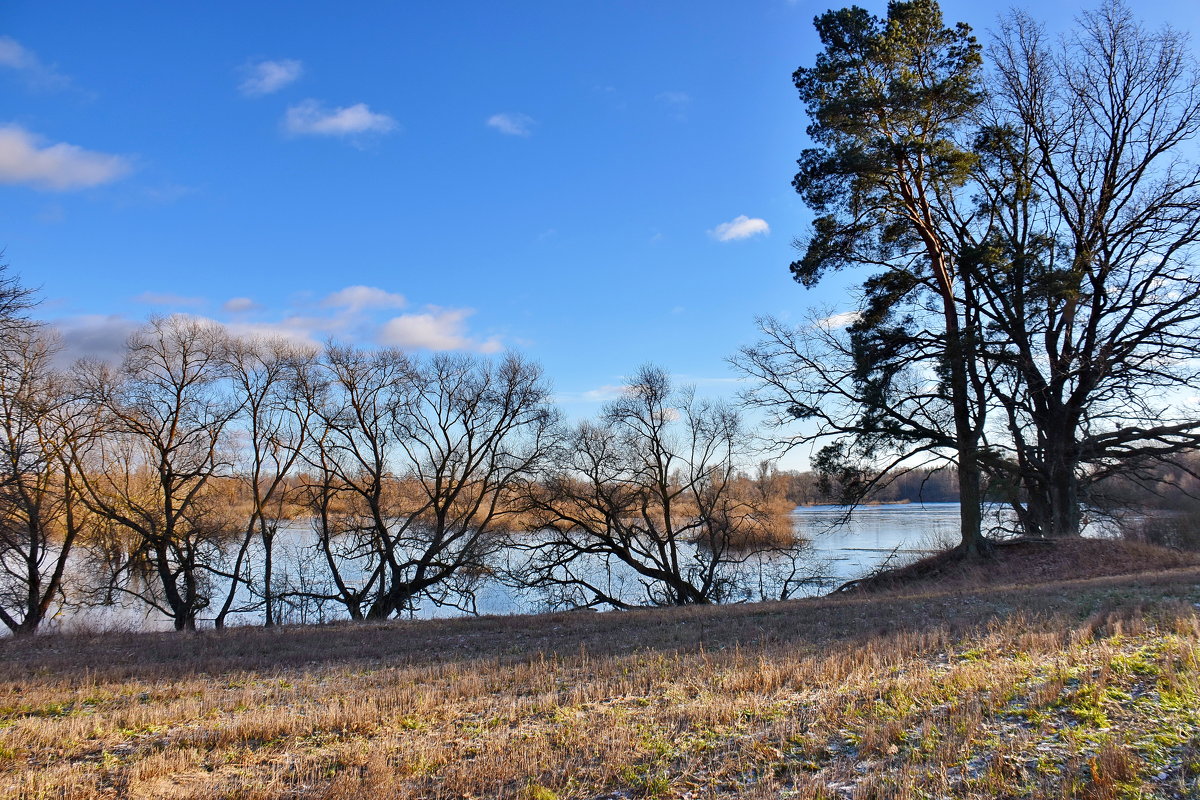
[[780, 458, 1200, 513], [759, 465, 960, 507], [1092, 453, 1200, 514]]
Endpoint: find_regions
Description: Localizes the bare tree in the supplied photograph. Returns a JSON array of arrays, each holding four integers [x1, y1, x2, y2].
[[736, 314, 971, 515], [214, 335, 316, 628], [299, 345, 414, 620], [969, 1, 1200, 535], [510, 366, 799, 609], [0, 327, 94, 634], [0, 259, 36, 339], [299, 346, 555, 620], [72, 316, 240, 630]]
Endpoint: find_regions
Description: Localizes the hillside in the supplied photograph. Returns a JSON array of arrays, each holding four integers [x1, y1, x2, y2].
[[836, 537, 1200, 593], [0, 541, 1198, 799]]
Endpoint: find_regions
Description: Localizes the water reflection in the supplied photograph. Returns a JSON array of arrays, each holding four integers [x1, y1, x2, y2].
[[51, 503, 968, 632]]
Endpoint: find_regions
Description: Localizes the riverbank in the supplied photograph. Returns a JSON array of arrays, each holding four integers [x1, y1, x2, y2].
[[1, 542, 1198, 799], [834, 536, 1200, 594]]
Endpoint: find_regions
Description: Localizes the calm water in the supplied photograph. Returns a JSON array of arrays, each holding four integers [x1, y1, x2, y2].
[[798, 502, 962, 585], [53, 502, 965, 632]]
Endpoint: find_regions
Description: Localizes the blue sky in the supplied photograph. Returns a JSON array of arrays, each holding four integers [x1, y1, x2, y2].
[[2, 0, 1196, 421]]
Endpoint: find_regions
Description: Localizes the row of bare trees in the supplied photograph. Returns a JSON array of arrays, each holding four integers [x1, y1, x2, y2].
[[0, 309, 804, 634]]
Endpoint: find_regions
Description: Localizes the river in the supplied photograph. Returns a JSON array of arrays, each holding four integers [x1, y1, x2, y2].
[[52, 502, 969, 632]]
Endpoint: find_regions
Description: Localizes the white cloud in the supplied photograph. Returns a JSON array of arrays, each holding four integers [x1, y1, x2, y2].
[[134, 291, 205, 307], [239, 58, 303, 96], [584, 385, 623, 401], [0, 36, 70, 90], [322, 285, 407, 312], [54, 294, 504, 361], [817, 311, 861, 329], [0, 125, 131, 191], [486, 112, 536, 137], [549, 383, 619, 402], [51, 314, 140, 365], [708, 215, 770, 242], [284, 100, 398, 137], [552, 384, 624, 405], [222, 297, 260, 313], [222, 316, 327, 347], [378, 308, 501, 353]]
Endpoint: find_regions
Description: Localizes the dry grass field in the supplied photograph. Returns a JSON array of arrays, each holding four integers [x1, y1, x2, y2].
[[1, 540, 1198, 799]]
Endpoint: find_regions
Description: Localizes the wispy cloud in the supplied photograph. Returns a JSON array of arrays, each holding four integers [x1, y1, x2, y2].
[[0, 125, 131, 191], [0, 38, 38, 71], [817, 311, 861, 329], [222, 297, 261, 313], [554, 384, 626, 405], [379, 308, 501, 353], [656, 91, 691, 120], [486, 112, 536, 137], [0, 36, 70, 90], [134, 292, 205, 308], [222, 315, 329, 348], [583, 385, 623, 401], [284, 100, 398, 138], [656, 90, 691, 107], [322, 285, 406, 312], [709, 214, 769, 242], [239, 58, 303, 96]]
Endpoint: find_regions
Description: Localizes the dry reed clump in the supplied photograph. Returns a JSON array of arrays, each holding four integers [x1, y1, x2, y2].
[[0, 565, 1198, 799]]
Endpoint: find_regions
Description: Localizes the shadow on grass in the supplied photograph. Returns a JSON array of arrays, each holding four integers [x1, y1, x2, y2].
[[2, 559, 1198, 683]]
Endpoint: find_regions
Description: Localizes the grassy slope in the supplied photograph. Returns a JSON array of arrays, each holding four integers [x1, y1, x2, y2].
[[0, 542, 1198, 799]]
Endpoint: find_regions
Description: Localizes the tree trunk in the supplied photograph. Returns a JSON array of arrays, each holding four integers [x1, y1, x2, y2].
[[956, 448, 988, 557], [1046, 459, 1081, 537], [13, 615, 40, 637], [155, 545, 192, 630], [367, 578, 417, 620], [262, 528, 275, 626], [940, 276, 989, 558], [1020, 416, 1082, 538], [214, 525, 256, 630]]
